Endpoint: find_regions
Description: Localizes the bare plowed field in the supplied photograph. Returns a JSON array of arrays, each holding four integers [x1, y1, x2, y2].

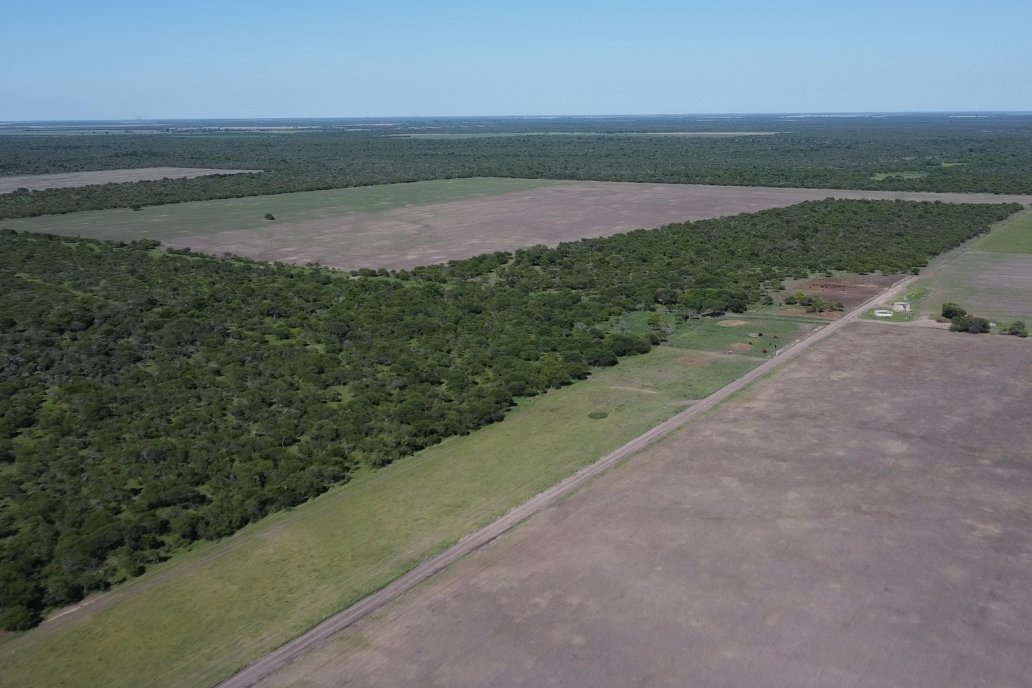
[[163, 185, 1032, 270], [255, 323, 1032, 688], [0, 167, 259, 193], [5, 180, 1029, 271]]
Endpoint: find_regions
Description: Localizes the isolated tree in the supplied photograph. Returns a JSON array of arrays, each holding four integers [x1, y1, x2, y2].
[[941, 302, 966, 319]]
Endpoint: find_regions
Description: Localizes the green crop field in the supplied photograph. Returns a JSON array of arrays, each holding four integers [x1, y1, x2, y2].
[[0, 318, 777, 688], [0, 177, 560, 242]]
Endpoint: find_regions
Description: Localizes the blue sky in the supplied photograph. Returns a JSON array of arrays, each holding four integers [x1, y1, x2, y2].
[[4, 0, 1030, 120]]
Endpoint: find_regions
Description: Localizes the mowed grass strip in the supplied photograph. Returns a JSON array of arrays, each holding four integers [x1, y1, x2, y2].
[[0, 330, 762, 688], [0, 178, 563, 242]]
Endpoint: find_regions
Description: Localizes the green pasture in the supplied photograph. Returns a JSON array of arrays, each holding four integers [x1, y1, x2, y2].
[[914, 209, 1032, 322], [0, 324, 764, 688], [915, 251, 1032, 322], [974, 209, 1032, 253], [869, 171, 930, 181], [664, 314, 821, 356], [0, 178, 561, 242]]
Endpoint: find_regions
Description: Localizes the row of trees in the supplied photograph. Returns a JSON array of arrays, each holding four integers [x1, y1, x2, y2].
[[0, 199, 1019, 629]]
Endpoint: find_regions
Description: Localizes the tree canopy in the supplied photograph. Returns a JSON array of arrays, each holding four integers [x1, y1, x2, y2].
[[0, 198, 1019, 629]]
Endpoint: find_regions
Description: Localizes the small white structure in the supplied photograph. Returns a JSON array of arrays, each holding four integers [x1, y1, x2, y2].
[[892, 300, 912, 314], [873, 309, 894, 318]]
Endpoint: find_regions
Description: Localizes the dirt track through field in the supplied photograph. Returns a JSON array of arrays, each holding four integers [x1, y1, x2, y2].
[[0, 167, 259, 193], [165, 183, 1032, 271], [217, 274, 917, 688]]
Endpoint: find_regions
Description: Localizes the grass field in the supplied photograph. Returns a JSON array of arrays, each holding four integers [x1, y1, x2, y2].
[[975, 208, 1032, 253], [664, 314, 822, 356], [0, 178, 562, 241], [870, 171, 929, 181], [915, 209, 1032, 322], [0, 315, 803, 688]]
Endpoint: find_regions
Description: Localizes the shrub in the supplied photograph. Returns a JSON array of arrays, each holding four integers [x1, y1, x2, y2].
[[949, 314, 991, 333], [1004, 321, 1028, 337], [941, 302, 967, 319]]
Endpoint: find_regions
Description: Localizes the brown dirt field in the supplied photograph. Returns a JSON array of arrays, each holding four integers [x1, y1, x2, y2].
[[788, 274, 904, 310], [254, 324, 1032, 688], [0, 167, 259, 193], [717, 319, 749, 327], [163, 183, 1032, 271]]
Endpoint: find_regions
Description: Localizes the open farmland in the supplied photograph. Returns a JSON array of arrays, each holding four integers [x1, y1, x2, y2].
[[3, 180, 1030, 271], [0, 317, 783, 688], [0, 167, 259, 193], [916, 210, 1032, 321], [252, 323, 1032, 688]]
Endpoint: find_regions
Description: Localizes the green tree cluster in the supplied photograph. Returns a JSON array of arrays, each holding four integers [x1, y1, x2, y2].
[[1003, 321, 1028, 337]]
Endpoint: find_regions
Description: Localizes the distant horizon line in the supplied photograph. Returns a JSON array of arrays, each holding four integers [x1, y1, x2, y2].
[[4, 111, 1032, 125]]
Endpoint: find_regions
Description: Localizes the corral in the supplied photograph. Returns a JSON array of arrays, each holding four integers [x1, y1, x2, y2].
[[4, 179, 1030, 271], [0, 167, 259, 193], [253, 323, 1032, 688]]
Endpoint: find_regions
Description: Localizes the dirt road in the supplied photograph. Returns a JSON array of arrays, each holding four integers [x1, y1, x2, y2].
[[217, 274, 918, 688]]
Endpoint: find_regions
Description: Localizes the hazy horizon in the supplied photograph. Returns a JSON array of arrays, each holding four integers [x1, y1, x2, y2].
[[4, 111, 1032, 126]]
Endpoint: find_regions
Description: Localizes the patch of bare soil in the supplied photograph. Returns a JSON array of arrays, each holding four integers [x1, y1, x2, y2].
[[258, 325, 1032, 688], [676, 355, 708, 366], [797, 274, 903, 310], [729, 342, 753, 352], [164, 183, 1032, 271], [717, 319, 749, 327]]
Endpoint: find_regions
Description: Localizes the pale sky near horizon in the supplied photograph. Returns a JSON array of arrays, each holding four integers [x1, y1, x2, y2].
[[3, 0, 1030, 120]]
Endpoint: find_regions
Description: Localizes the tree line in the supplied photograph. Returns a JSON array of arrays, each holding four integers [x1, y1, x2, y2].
[[0, 199, 1019, 629], [2, 114, 1032, 218]]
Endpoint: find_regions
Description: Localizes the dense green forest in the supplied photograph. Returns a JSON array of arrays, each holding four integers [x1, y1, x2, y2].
[[2, 114, 1031, 217], [0, 199, 1019, 630]]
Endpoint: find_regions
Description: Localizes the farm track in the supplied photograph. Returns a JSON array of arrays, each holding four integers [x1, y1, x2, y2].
[[217, 273, 918, 688]]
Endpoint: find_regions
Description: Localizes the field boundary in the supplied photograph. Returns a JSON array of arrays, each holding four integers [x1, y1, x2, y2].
[[217, 273, 915, 688]]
